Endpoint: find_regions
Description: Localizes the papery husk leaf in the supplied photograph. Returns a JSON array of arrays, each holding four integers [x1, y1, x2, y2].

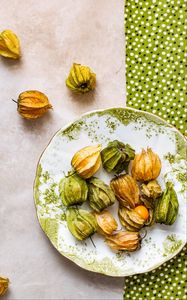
[[67, 208, 97, 241], [71, 145, 102, 179], [66, 63, 96, 93], [132, 148, 161, 182], [110, 174, 140, 208], [94, 210, 118, 235], [105, 231, 141, 251]]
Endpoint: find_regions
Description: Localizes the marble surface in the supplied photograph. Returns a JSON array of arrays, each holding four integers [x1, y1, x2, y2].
[[0, 0, 125, 299]]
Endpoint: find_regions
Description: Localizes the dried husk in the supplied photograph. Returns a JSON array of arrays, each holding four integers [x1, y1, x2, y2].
[[94, 210, 118, 235], [144, 208, 155, 226], [118, 207, 145, 231], [141, 180, 162, 199], [0, 29, 20, 59], [110, 174, 140, 208], [131, 148, 161, 182], [105, 231, 141, 251], [71, 144, 101, 179], [140, 195, 155, 209], [17, 90, 52, 119], [139, 196, 156, 227], [0, 277, 9, 296], [66, 63, 96, 93]]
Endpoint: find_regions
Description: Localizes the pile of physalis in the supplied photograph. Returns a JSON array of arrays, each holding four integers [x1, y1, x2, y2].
[[59, 141, 179, 252]]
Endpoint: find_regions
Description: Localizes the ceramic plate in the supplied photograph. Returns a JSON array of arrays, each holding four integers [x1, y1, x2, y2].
[[34, 108, 187, 276]]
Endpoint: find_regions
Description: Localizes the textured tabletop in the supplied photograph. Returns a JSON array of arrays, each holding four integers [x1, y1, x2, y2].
[[0, 0, 125, 299]]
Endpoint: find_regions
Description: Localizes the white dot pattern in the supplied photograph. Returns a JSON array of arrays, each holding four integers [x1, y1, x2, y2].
[[123, 246, 187, 299], [125, 0, 187, 136], [124, 0, 187, 298]]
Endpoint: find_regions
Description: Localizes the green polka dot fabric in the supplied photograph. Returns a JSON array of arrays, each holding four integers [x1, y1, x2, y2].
[[125, 0, 187, 136], [124, 0, 187, 299], [123, 246, 187, 299]]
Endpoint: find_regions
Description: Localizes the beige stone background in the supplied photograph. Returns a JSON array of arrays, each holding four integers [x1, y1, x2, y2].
[[0, 0, 125, 299]]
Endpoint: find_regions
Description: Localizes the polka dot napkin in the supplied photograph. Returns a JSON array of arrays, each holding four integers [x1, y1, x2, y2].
[[125, 0, 186, 136], [123, 245, 187, 299], [124, 0, 186, 299]]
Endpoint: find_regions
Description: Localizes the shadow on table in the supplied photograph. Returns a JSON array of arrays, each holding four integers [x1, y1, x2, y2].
[[67, 89, 97, 108], [0, 56, 23, 69], [19, 110, 55, 133]]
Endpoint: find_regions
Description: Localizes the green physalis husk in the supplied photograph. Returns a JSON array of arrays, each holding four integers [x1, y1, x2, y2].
[[140, 196, 155, 227], [88, 177, 116, 212], [66, 63, 96, 93], [59, 172, 88, 207], [101, 140, 135, 174], [66, 207, 97, 240], [144, 208, 155, 226], [155, 182, 179, 225]]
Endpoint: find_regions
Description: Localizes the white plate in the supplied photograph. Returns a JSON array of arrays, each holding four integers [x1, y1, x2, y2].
[[34, 108, 187, 276]]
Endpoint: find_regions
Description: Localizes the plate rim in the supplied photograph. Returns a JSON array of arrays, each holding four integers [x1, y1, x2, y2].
[[33, 106, 187, 277]]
